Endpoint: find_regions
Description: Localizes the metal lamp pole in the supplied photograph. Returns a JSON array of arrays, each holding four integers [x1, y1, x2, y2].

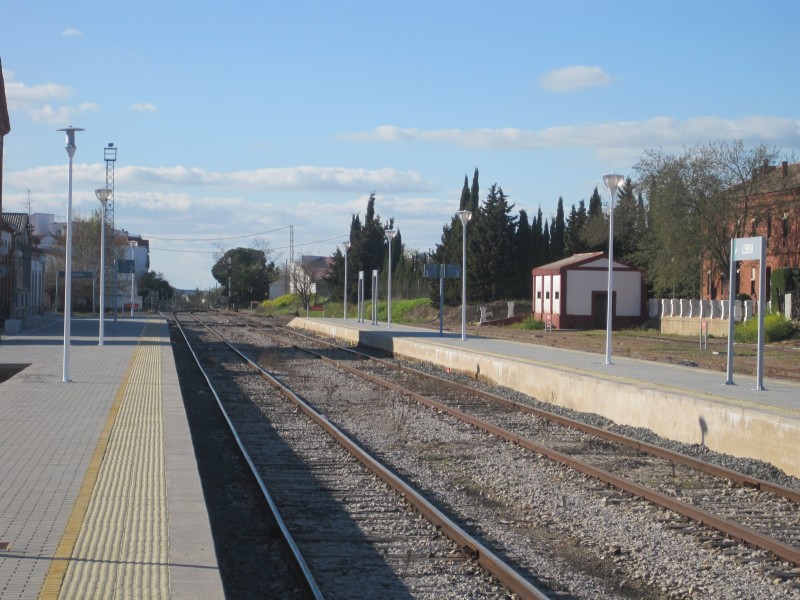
[[58, 126, 83, 382], [457, 210, 472, 341], [129, 240, 138, 316], [384, 229, 396, 328], [342, 240, 351, 320], [95, 188, 111, 345], [603, 173, 625, 365]]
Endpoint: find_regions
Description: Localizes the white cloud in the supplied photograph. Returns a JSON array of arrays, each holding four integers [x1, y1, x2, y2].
[[130, 102, 157, 113], [62, 28, 84, 37], [3, 72, 97, 124], [345, 116, 800, 153], [118, 164, 430, 192], [539, 65, 611, 92]]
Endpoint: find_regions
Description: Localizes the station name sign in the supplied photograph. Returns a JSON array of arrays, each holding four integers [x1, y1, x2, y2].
[[733, 236, 763, 261]]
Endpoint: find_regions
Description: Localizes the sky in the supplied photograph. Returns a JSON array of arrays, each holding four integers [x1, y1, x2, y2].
[[3, 0, 800, 290]]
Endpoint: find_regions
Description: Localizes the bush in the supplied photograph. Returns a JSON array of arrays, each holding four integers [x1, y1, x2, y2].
[[734, 311, 795, 343], [513, 316, 545, 331]]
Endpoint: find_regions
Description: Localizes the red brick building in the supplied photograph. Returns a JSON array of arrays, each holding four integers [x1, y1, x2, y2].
[[704, 161, 800, 301]]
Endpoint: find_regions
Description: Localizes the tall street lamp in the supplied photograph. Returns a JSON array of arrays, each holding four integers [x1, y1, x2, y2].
[[58, 126, 83, 382], [603, 173, 625, 365], [129, 240, 138, 316], [457, 209, 472, 341], [95, 188, 111, 345], [384, 229, 396, 328], [342, 240, 351, 320]]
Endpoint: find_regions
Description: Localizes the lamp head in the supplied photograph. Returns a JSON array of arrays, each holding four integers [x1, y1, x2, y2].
[[129, 240, 138, 248], [342, 240, 351, 252], [384, 229, 397, 241], [603, 173, 625, 196], [95, 188, 112, 206], [57, 126, 84, 150], [456, 209, 473, 226]]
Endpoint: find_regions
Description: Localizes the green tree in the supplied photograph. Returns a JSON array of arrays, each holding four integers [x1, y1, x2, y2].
[[514, 209, 533, 298], [551, 197, 566, 261], [582, 186, 607, 251], [211, 247, 278, 306], [432, 170, 480, 305], [565, 200, 588, 256], [613, 176, 639, 262], [633, 140, 783, 297], [138, 270, 175, 309], [470, 184, 517, 302]]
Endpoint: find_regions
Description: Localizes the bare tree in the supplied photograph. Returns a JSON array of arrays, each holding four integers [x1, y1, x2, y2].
[[634, 140, 789, 296]]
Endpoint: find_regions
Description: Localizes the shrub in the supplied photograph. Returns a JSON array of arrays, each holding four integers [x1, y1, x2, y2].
[[515, 316, 545, 331], [734, 311, 795, 343]]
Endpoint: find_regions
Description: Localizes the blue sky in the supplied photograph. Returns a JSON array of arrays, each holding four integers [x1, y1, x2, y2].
[[4, 1, 800, 289]]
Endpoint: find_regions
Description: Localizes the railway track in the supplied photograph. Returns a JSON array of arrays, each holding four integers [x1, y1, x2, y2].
[[193, 311, 800, 597], [172, 311, 551, 599], [271, 321, 800, 566]]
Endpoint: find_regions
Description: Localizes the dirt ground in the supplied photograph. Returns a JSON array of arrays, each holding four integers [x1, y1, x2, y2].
[[416, 303, 800, 384]]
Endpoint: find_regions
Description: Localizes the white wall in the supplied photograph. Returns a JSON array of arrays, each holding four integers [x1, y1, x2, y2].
[[566, 269, 641, 316]]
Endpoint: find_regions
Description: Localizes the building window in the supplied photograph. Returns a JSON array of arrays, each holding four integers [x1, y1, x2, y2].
[[554, 291, 560, 300], [536, 291, 541, 299], [784, 214, 790, 240], [545, 291, 550, 300], [767, 215, 772, 239]]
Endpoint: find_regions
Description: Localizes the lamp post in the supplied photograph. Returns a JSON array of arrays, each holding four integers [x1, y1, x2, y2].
[[384, 229, 396, 328], [603, 173, 625, 365], [129, 240, 138, 316], [58, 126, 83, 382], [342, 240, 351, 320], [456, 209, 472, 340], [95, 189, 111, 345]]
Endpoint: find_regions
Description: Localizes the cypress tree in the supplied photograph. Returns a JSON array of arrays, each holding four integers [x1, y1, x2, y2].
[[551, 197, 566, 261], [470, 184, 517, 302]]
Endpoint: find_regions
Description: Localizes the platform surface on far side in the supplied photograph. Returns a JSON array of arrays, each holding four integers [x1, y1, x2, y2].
[[0, 316, 223, 600]]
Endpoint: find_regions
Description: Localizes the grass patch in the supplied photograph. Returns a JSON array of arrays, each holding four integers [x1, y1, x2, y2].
[[510, 315, 545, 330]]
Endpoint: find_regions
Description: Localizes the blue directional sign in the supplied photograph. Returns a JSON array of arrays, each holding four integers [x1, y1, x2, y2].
[[117, 259, 135, 274], [58, 271, 94, 279], [424, 264, 460, 279]]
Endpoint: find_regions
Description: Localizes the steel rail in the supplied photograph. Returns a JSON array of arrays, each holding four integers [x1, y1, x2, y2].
[[190, 313, 551, 600], [172, 313, 324, 600], [280, 337, 800, 567], [283, 325, 800, 504]]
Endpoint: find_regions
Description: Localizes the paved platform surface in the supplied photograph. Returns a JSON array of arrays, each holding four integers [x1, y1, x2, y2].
[[293, 317, 800, 476], [0, 316, 223, 600]]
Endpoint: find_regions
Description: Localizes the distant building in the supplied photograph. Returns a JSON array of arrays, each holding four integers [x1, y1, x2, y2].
[[532, 252, 645, 330], [703, 161, 800, 301]]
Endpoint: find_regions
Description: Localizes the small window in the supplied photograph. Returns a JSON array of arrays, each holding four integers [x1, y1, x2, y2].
[[536, 291, 541, 299], [545, 291, 550, 300], [767, 215, 772, 239], [554, 291, 560, 300]]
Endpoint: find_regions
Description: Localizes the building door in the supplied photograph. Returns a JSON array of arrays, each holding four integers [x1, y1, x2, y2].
[[593, 292, 607, 329]]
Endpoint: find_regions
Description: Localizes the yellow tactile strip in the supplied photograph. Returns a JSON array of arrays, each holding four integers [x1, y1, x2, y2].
[[39, 323, 170, 599]]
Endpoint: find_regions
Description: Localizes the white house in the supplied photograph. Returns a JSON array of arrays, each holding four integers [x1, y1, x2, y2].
[[532, 252, 645, 330]]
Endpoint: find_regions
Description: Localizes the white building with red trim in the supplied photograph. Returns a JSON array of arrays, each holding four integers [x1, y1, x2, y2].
[[532, 252, 645, 330]]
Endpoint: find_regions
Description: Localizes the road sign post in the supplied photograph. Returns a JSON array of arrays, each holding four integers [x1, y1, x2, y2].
[[725, 236, 766, 390], [424, 264, 461, 336]]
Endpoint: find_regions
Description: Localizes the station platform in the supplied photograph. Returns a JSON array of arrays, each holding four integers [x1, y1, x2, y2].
[[0, 316, 223, 600], [291, 317, 800, 479]]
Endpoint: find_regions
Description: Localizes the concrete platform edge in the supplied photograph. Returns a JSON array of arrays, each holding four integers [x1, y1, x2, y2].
[[290, 317, 800, 478]]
